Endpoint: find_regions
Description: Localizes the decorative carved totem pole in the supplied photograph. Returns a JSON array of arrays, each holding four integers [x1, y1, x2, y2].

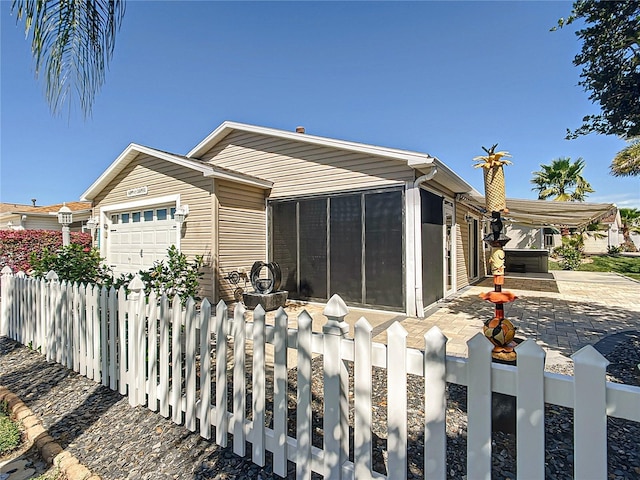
[[473, 145, 518, 360]]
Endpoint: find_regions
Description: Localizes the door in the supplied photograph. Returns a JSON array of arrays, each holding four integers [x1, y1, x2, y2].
[[468, 217, 480, 281], [444, 201, 455, 296]]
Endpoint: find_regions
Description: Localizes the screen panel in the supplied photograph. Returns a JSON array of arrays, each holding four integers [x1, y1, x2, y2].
[[364, 191, 403, 308], [329, 195, 363, 303], [298, 198, 328, 299], [271, 201, 298, 294]]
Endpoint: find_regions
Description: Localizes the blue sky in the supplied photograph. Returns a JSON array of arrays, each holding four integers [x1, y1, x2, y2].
[[1, 1, 638, 209]]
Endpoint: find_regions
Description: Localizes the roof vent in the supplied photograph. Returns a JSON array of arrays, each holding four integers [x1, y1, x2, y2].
[[295, 126, 305, 134]]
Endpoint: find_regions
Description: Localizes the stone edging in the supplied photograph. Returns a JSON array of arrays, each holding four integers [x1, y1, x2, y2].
[[0, 385, 100, 480]]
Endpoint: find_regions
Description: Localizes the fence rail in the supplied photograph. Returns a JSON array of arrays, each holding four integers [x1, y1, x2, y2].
[[1, 267, 639, 479]]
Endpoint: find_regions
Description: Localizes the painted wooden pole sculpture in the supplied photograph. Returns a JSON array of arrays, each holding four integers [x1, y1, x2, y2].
[[474, 145, 518, 360]]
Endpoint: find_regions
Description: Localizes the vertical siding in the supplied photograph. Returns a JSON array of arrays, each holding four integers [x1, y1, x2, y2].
[[456, 208, 471, 289], [199, 131, 414, 198], [93, 154, 215, 299], [216, 179, 267, 302]]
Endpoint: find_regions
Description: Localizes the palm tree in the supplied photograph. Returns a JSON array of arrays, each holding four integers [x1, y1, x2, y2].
[[619, 207, 640, 252], [611, 139, 640, 177], [531, 157, 594, 201], [11, 0, 126, 118]]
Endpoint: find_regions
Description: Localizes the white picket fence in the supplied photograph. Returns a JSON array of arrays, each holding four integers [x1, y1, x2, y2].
[[1, 267, 639, 479]]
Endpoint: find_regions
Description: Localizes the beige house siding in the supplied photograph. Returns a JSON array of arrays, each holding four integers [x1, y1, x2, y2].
[[199, 131, 414, 198], [216, 179, 267, 302], [93, 153, 215, 299], [456, 207, 470, 289]]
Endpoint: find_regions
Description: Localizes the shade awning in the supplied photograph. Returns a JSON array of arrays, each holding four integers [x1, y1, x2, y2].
[[459, 195, 617, 228]]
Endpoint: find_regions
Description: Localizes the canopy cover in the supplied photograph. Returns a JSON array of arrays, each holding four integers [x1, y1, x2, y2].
[[461, 195, 617, 228]]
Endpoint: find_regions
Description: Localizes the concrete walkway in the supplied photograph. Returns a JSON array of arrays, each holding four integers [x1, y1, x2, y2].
[[269, 271, 640, 367]]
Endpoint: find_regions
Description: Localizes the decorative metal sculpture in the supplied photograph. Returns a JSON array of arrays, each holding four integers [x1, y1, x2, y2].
[[474, 144, 518, 359]]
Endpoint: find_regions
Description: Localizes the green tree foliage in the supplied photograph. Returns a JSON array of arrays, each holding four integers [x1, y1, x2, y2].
[[30, 243, 108, 284], [531, 157, 594, 201], [619, 207, 640, 252], [554, 1, 640, 140], [12, 0, 126, 117], [611, 138, 640, 177]]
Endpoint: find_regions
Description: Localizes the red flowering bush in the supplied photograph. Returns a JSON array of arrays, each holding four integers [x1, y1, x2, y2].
[[0, 230, 91, 273]]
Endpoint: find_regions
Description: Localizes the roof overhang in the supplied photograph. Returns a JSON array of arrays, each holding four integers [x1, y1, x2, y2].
[[458, 194, 617, 228], [188, 121, 475, 194], [81, 143, 272, 201]]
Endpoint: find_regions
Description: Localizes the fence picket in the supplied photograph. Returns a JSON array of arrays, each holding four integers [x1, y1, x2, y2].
[[231, 301, 246, 456], [272, 307, 288, 476], [100, 286, 109, 386], [79, 283, 87, 376], [171, 295, 183, 425], [251, 305, 266, 465], [107, 287, 117, 390], [296, 310, 313, 480], [215, 299, 229, 446], [387, 322, 408, 479], [118, 286, 128, 396], [573, 346, 609, 480], [185, 297, 197, 431], [354, 317, 373, 478], [424, 326, 447, 480], [158, 294, 170, 418], [147, 292, 159, 412], [199, 299, 212, 439], [466, 333, 493, 480], [516, 340, 545, 479]]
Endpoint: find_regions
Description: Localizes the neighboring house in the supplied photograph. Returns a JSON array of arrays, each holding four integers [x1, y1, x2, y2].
[[0, 201, 92, 232], [503, 205, 621, 254], [81, 121, 487, 317]]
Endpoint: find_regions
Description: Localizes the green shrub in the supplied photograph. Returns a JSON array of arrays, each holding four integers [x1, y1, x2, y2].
[[0, 400, 21, 454], [607, 245, 623, 255], [553, 244, 582, 270], [30, 244, 110, 285], [140, 245, 204, 301]]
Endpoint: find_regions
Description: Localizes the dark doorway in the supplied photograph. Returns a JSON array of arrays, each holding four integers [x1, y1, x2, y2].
[[421, 189, 444, 307]]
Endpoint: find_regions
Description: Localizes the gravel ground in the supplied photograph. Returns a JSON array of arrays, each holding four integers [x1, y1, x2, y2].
[[1, 334, 638, 479]]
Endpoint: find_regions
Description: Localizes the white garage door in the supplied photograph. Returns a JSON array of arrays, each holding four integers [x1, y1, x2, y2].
[[108, 206, 177, 275]]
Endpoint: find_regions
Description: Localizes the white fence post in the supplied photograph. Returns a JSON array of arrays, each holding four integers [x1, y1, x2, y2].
[[387, 322, 408, 479], [231, 301, 246, 456], [272, 306, 289, 476], [170, 294, 183, 425], [573, 345, 609, 480], [127, 275, 146, 407], [158, 293, 170, 418], [1, 266, 14, 337], [424, 326, 447, 480], [466, 333, 493, 480], [251, 305, 266, 465], [44, 270, 59, 362], [322, 294, 350, 479], [296, 309, 313, 480], [199, 298, 212, 439], [184, 297, 197, 432], [516, 340, 546, 478], [215, 298, 228, 446], [147, 291, 159, 412], [354, 317, 373, 478]]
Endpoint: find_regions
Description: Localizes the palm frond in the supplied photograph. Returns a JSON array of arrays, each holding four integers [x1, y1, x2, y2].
[[12, 0, 126, 117]]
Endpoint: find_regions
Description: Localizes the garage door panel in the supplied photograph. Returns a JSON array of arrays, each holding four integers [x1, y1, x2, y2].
[[107, 204, 178, 275]]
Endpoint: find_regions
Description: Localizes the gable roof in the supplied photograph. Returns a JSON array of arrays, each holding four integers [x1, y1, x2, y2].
[[187, 121, 474, 194], [81, 143, 273, 201]]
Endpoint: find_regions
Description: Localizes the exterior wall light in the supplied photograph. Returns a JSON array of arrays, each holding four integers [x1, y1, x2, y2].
[[174, 205, 189, 225], [57, 203, 73, 246]]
